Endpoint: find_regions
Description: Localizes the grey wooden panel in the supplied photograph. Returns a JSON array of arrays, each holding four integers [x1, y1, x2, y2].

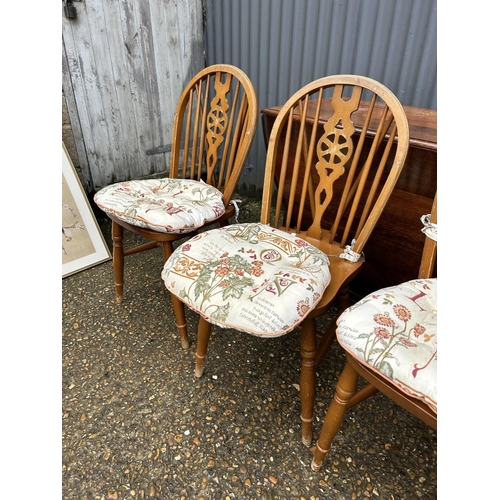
[[62, 40, 92, 193], [62, 0, 204, 192]]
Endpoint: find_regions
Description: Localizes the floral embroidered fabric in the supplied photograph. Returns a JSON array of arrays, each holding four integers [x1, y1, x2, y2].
[[162, 223, 332, 337], [336, 278, 437, 411], [94, 179, 225, 234]]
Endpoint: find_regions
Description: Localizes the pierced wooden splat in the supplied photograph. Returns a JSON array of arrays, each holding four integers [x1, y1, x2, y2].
[[173, 70, 251, 203], [309, 85, 362, 240], [262, 76, 408, 265], [206, 73, 231, 175]]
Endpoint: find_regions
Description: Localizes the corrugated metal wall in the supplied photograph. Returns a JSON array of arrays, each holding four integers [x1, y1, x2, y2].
[[204, 0, 437, 191]]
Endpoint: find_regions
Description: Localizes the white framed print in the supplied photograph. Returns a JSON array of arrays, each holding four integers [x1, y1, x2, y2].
[[62, 142, 111, 277]]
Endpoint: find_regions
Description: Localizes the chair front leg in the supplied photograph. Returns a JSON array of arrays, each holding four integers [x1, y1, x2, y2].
[[311, 361, 359, 472], [195, 316, 212, 377], [299, 317, 317, 446], [111, 221, 124, 304]]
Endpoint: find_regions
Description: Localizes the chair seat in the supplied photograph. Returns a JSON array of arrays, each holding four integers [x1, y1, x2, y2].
[[336, 278, 437, 411], [94, 178, 225, 234], [162, 222, 332, 337]]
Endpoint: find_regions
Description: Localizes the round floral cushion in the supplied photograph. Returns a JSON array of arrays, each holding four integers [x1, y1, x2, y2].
[[94, 179, 225, 234], [162, 223, 332, 337], [336, 278, 437, 411]]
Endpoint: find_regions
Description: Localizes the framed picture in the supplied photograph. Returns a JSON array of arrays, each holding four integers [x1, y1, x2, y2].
[[62, 142, 111, 277]]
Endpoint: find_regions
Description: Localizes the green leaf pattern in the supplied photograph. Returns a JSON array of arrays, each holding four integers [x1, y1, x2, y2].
[[336, 279, 438, 411]]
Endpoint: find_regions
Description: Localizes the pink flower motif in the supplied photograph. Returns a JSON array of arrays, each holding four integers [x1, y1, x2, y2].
[[295, 239, 307, 247], [393, 304, 412, 322], [182, 244, 191, 252], [251, 265, 264, 277], [373, 314, 395, 328], [413, 324, 426, 337], [297, 300, 309, 317], [399, 338, 417, 348], [220, 279, 230, 287], [215, 265, 230, 277], [374, 327, 390, 339]]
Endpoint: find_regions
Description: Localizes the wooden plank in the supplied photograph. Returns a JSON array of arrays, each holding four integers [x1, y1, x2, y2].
[[263, 100, 437, 151], [148, 1, 204, 162], [98, 0, 144, 183], [62, 39, 92, 193], [63, 9, 110, 189], [86, 0, 139, 186], [62, 0, 204, 193]]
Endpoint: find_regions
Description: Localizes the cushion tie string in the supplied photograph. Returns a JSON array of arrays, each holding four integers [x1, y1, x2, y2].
[[339, 239, 363, 263], [230, 199, 242, 222], [421, 214, 437, 241]]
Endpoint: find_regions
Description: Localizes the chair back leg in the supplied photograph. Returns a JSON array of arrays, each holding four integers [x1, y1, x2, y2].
[[111, 220, 124, 304], [299, 317, 317, 446], [161, 241, 190, 349]]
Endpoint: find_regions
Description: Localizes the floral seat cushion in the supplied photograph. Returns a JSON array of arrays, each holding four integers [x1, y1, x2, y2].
[[94, 179, 225, 234], [336, 278, 437, 411], [162, 223, 331, 337]]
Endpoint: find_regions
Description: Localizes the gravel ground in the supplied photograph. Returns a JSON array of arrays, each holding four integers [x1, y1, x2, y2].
[[62, 197, 437, 499]]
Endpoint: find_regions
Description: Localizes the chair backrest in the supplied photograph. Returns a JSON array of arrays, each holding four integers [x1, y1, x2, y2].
[[261, 75, 410, 257], [169, 64, 258, 207], [418, 192, 437, 279]]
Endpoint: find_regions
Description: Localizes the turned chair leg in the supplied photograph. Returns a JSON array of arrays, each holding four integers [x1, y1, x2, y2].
[[299, 318, 317, 446], [161, 241, 190, 349], [314, 318, 338, 369], [337, 284, 351, 315], [195, 317, 212, 377], [311, 361, 359, 472], [111, 221, 124, 304]]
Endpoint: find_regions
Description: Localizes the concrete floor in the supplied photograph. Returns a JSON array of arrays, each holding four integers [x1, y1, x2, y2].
[[62, 207, 437, 500]]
